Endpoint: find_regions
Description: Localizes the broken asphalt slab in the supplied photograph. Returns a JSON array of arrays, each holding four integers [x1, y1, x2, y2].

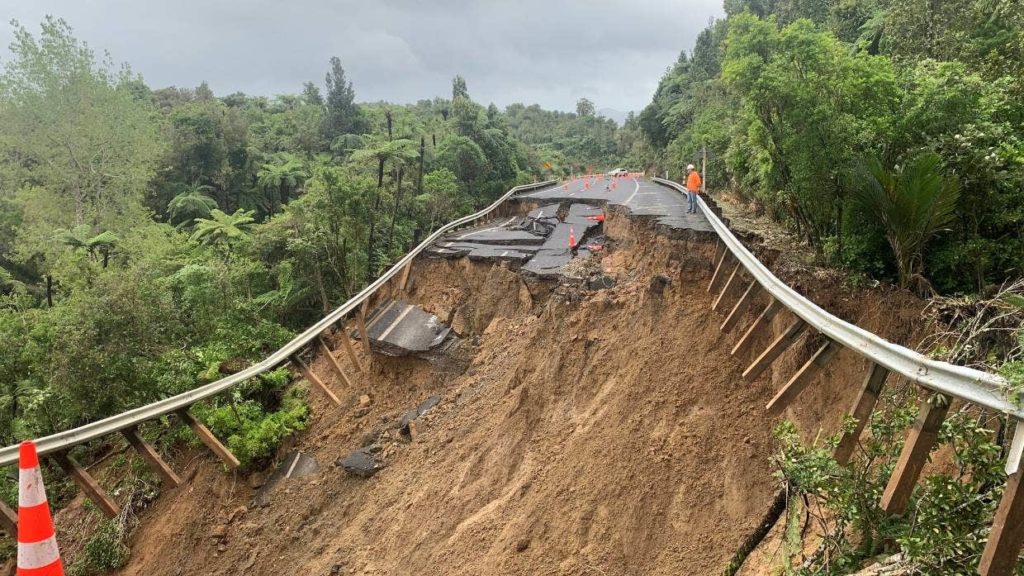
[[363, 300, 451, 357]]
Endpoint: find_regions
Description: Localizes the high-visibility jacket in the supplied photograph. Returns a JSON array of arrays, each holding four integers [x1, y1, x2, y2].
[[686, 171, 702, 192]]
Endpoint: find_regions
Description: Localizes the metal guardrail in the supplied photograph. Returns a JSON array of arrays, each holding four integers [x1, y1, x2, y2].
[[0, 180, 557, 468], [652, 177, 1018, 418]]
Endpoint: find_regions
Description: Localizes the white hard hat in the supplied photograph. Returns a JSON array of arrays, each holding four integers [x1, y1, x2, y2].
[[687, 164, 695, 170]]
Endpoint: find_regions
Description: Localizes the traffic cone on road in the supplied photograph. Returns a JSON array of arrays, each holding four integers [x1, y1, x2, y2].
[[568, 226, 577, 248], [17, 441, 63, 576]]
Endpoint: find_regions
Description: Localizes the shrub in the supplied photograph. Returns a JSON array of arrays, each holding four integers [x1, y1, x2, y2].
[[191, 368, 308, 469]]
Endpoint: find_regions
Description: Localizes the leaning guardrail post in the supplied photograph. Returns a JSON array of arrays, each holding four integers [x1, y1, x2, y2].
[[732, 298, 783, 357], [176, 409, 240, 469], [833, 363, 890, 465], [708, 250, 731, 293], [51, 451, 120, 518], [0, 500, 16, 537], [398, 260, 413, 294], [357, 301, 372, 357], [979, 469, 1024, 576], [880, 393, 951, 514], [712, 262, 743, 311], [290, 354, 341, 406], [766, 339, 839, 414], [722, 280, 762, 333], [743, 317, 808, 381], [336, 330, 364, 373], [317, 336, 354, 389], [122, 426, 182, 488]]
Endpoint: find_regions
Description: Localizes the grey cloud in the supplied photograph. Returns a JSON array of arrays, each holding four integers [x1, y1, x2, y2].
[[0, 0, 723, 113]]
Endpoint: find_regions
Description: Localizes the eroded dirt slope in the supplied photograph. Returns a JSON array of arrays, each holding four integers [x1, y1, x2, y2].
[[111, 211, 926, 576]]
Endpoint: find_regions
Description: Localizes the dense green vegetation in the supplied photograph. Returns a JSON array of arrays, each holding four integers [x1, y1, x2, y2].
[[640, 0, 1023, 295]]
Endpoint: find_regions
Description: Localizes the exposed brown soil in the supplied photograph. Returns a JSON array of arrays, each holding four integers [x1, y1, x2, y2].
[[76, 206, 932, 576]]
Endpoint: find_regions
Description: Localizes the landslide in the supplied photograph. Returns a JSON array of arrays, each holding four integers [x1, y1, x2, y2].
[[109, 208, 926, 576]]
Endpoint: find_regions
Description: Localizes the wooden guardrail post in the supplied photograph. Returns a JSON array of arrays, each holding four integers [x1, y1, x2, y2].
[[979, 470, 1024, 576], [834, 363, 890, 465], [52, 452, 119, 518], [712, 262, 743, 311], [721, 280, 762, 333], [357, 301, 373, 357], [290, 354, 341, 406], [176, 409, 240, 469], [317, 336, 354, 388], [337, 329, 364, 373], [880, 394, 951, 515], [0, 500, 16, 537], [398, 260, 413, 294], [732, 298, 783, 357], [708, 250, 731, 293], [766, 339, 839, 414], [743, 317, 808, 381], [122, 426, 182, 488]]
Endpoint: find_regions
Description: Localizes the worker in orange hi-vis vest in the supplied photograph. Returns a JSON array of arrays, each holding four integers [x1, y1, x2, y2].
[[685, 164, 702, 214]]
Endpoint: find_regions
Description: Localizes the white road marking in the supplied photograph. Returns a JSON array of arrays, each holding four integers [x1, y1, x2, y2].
[[623, 178, 641, 206], [457, 217, 516, 240], [365, 300, 399, 331], [379, 304, 415, 341]]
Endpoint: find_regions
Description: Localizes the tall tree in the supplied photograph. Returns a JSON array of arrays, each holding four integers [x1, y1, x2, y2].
[[0, 17, 162, 257], [323, 57, 360, 140], [452, 75, 469, 101], [349, 137, 417, 278], [576, 97, 596, 117]]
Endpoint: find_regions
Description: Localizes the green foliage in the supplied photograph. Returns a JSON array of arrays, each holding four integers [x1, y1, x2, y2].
[[773, 396, 1008, 575], [852, 153, 961, 291], [190, 209, 256, 255], [74, 520, 131, 574], [640, 2, 1024, 293], [167, 186, 218, 228], [193, 369, 308, 469]]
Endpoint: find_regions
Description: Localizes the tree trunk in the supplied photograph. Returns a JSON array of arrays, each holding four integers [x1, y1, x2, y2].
[[387, 168, 404, 253], [366, 158, 386, 281], [418, 137, 426, 197], [46, 275, 53, 308]]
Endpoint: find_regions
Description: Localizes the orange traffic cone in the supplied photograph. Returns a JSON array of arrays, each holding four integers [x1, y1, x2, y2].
[[568, 226, 577, 248], [18, 441, 63, 576]]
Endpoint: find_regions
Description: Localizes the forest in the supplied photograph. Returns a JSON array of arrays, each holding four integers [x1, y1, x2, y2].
[[640, 0, 1023, 295]]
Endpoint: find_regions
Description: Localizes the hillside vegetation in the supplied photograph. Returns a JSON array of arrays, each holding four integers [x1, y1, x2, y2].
[[640, 0, 1023, 295]]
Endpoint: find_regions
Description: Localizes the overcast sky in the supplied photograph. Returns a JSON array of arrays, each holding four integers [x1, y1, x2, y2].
[[0, 0, 723, 115]]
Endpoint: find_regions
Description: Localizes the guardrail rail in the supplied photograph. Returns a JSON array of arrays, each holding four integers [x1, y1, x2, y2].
[[653, 177, 1023, 576]]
